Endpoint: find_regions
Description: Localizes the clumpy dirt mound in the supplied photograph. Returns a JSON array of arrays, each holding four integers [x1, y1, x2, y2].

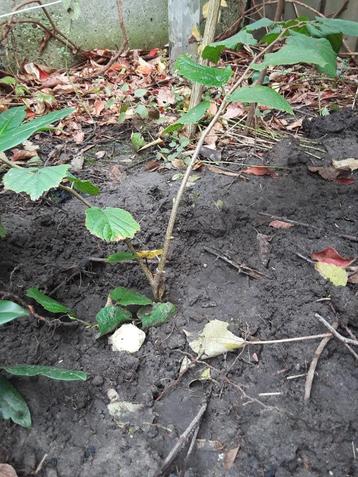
[[0, 110, 357, 477]]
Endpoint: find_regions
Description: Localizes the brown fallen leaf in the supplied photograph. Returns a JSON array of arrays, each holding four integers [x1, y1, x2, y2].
[[0, 464, 18, 477], [157, 87, 175, 107], [286, 117, 303, 131], [242, 166, 276, 177], [223, 103, 244, 120], [308, 166, 340, 181], [257, 233, 272, 267], [10, 148, 37, 162], [224, 446, 240, 470], [269, 220, 294, 229], [108, 165, 125, 183]]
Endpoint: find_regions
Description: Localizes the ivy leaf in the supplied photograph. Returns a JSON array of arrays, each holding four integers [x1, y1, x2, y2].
[[26, 287, 71, 314], [229, 85, 293, 113], [95, 306, 132, 336], [246, 17, 274, 31], [255, 34, 337, 77], [175, 55, 232, 87], [2, 365, 87, 381], [163, 101, 211, 134], [0, 376, 31, 428], [0, 108, 74, 153], [0, 300, 29, 325], [202, 30, 257, 63], [138, 302, 176, 328], [315, 262, 348, 287], [110, 287, 152, 306], [85, 207, 140, 242], [66, 176, 100, 196], [3, 165, 70, 201]]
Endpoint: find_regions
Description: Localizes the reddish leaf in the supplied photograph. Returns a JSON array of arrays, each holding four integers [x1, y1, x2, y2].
[[311, 247, 354, 268], [269, 220, 294, 229], [242, 166, 276, 176], [145, 48, 160, 60], [10, 149, 37, 162], [335, 176, 355, 185]]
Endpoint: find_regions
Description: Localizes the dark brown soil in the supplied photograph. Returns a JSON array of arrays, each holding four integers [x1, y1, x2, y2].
[[0, 110, 358, 477]]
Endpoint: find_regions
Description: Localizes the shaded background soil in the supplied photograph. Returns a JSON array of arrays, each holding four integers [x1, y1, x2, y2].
[[0, 110, 357, 477]]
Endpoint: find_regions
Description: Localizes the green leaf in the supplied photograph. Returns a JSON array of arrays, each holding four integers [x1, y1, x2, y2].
[[26, 288, 71, 314], [3, 165, 70, 201], [95, 306, 132, 336], [0, 376, 31, 428], [315, 262, 348, 287], [0, 108, 74, 153], [229, 85, 293, 113], [131, 132, 146, 151], [110, 287, 152, 306], [138, 302, 176, 329], [0, 221, 6, 238], [256, 34, 337, 77], [246, 17, 274, 31], [3, 365, 87, 381], [106, 251, 136, 263], [134, 88, 148, 98], [0, 76, 17, 86], [0, 107, 26, 135], [67, 176, 100, 196], [175, 55, 232, 87], [135, 104, 149, 119], [0, 300, 29, 325], [316, 17, 358, 37], [202, 30, 257, 63], [85, 207, 140, 242], [163, 101, 211, 134]]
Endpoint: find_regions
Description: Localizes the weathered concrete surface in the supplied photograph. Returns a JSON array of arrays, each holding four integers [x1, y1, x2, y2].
[[0, 0, 169, 69], [0, 0, 244, 69]]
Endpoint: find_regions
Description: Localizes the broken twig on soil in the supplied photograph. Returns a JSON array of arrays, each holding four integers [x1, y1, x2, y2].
[[314, 314, 358, 361], [157, 399, 208, 476], [304, 321, 337, 401]]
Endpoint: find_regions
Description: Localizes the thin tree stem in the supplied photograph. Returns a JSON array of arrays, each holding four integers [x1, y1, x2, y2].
[[152, 29, 287, 300]]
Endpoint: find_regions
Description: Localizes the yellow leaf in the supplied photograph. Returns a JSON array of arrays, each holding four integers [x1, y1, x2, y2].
[[136, 249, 163, 259], [315, 262, 348, 287], [191, 24, 202, 42], [199, 368, 211, 381]]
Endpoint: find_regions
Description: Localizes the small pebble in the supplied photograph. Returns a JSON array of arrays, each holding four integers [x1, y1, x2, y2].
[[92, 375, 104, 386]]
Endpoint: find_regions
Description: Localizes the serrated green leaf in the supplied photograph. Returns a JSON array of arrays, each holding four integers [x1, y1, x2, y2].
[[110, 287, 152, 306], [3, 165, 70, 201], [256, 34, 337, 77], [0, 300, 29, 325], [85, 207, 140, 242], [0, 76, 17, 86], [67, 176, 100, 196], [0, 221, 6, 238], [202, 30, 257, 63], [26, 288, 70, 314], [0, 108, 74, 153], [131, 132, 146, 151], [175, 55, 232, 87], [316, 17, 358, 37], [3, 365, 87, 381], [138, 302, 176, 329], [106, 251, 137, 263], [95, 306, 132, 336], [163, 101, 211, 134], [0, 376, 31, 428], [315, 262, 348, 287], [0, 107, 26, 135], [229, 85, 293, 113]]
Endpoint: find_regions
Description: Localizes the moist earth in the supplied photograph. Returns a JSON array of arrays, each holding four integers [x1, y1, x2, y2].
[[0, 110, 357, 477]]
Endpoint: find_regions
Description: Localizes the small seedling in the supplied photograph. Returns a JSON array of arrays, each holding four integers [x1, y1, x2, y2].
[[0, 300, 87, 428]]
